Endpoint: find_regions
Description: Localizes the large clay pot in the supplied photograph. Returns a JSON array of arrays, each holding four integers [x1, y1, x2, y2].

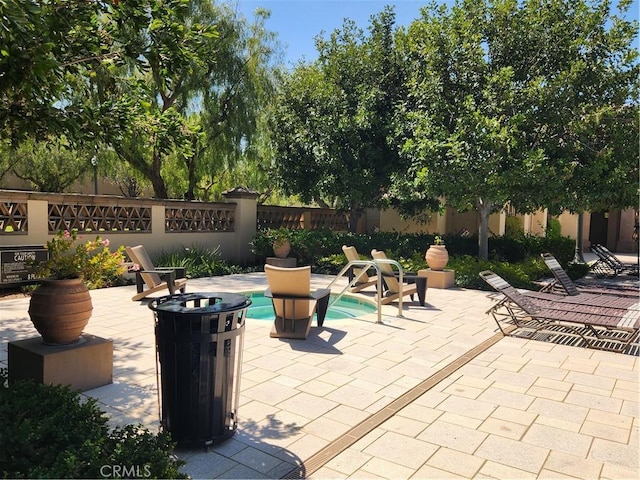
[[425, 245, 449, 271], [28, 278, 93, 345], [273, 240, 291, 258]]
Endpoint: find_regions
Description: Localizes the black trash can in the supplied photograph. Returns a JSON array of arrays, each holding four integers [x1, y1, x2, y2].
[[149, 292, 251, 447]]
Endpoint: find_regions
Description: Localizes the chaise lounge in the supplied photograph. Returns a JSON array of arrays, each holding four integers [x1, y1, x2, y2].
[[590, 244, 639, 277], [480, 270, 639, 353], [541, 253, 638, 298], [341, 245, 379, 293], [370, 250, 427, 306]]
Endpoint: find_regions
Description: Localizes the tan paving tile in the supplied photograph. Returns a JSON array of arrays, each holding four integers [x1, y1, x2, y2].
[[242, 381, 298, 405], [438, 412, 483, 429], [475, 435, 549, 474], [527, 384, 569, 401], [277, 391, 338, 418], [378, 414, 429, 437], [612, 386, 640, 402], [417, 421, 488, 454], [325, 383, 383, 410], [230, 446, 283, 475], [477, 460, 539, 479], [490, 405, 537, 427], [362, 431, 438, 470], [323, 449, 372, 475], [478, 386, 536, 410], [322, 404, 370, 427], [589, 437, 640, 471], [586, 408, 635, 430], [359, 456, 415, 480], [532, 376, 573, 393], [534, 414, 583, 433], [396, 403, 443, 424], [522, 423, 592, 457], [303, 416, 351, 441], [566, 370, 617, 391], [528, 397, 589, 424], [564, 389, 623, 413], [600, 462, 640, 480], [581, 420, 631, 443], [433, 394, 497, 421], [425, 447, 485, 478], [479, 417, 528, 440]]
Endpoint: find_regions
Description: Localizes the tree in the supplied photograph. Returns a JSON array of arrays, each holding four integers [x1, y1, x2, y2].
[[271, 7, 406, 231], [11, 136, 91, 192], [0, 0, 110, 142], [392, 0, 639, 260], [88, 0, 280, 199]]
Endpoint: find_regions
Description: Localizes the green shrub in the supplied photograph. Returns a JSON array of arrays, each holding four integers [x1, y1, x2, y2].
[[153, 244, 243, 278], [0, 369, 186, 479], [448, 255, 547, 290], [250, 229, 577, 289], [504, 216, 524, 238], [546, 217, 562, 239]]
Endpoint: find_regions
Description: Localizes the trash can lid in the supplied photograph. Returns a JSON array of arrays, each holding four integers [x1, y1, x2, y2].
[[148, 292, 252, 313]]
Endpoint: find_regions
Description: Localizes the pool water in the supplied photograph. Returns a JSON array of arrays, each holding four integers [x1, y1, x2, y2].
[[244, 292, 376, 320]]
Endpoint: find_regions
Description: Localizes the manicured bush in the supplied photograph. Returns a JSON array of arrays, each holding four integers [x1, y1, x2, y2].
[[153, 244, 244, 278], [0, 370, 186, 479]]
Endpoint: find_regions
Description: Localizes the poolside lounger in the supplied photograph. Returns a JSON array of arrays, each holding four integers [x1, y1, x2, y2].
[[590, 244, 639, 278], [480, 270, 640, 353], [342, 245, 380, 293], [125, 245, 188, 301], [264, 264, 330, 339], [370, 250, 426, 306], [541, 253, 639, 298]]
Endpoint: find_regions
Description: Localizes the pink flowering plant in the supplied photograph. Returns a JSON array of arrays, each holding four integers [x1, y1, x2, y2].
[[33, 229, 128, 289]]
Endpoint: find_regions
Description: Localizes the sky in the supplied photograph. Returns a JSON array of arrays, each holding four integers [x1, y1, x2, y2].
[[235, 0, 639, 68], [235, 0, 441, 67]]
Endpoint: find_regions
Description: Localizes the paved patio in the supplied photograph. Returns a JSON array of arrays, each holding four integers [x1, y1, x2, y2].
[[0, 262, 638, 479]]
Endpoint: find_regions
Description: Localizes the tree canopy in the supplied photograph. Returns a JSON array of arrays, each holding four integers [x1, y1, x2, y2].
[[391, 0, 639, 259], [1, 0, 281, 200], [271, 7, 407, 231]]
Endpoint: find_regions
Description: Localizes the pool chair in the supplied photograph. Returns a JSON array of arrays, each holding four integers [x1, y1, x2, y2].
[[480, 270, 640, 353], [264, 264, 330, 339], [341, 245, 379, 293], [370, 250, 427, 306], [541, 253, 639, 298], [590, 244, 639, 277], [125, 245, 188, 301]]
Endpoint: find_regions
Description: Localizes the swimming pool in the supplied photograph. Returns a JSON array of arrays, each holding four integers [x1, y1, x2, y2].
[[244, 292, 376, 320]]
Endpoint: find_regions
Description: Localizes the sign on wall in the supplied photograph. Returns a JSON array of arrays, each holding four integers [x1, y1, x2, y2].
[[0, 247, 48, 285]]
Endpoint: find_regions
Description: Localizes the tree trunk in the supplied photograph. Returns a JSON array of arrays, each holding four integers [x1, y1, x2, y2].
[[348, 203, 362, 233], [150, 149, 168, 198], [477, 198, 493, 261]]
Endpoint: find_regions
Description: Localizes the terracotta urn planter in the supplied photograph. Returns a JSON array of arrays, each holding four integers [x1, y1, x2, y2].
[[28, 278, 93, 345], [425, 244, 449, 271], [272, 240, 291, 258]]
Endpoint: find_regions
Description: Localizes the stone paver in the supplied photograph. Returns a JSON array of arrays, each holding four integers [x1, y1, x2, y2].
[[0, 270, 638, 479]]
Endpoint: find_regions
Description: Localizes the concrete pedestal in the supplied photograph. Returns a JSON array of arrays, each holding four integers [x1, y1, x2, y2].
[[418, 269, 455, 289], [265, 257, 297, 268], [8, 334, 113, 391]]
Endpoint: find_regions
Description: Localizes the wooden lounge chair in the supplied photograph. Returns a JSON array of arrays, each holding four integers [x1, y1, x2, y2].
[[370, 250, 426, 306], [541, 253, 639, 298], [125, 245, 188, 301], [480, 270, 640, 352], [341, 245, 379, 293], [590, 244, 639, 277], [264, 265, 330, 339]]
